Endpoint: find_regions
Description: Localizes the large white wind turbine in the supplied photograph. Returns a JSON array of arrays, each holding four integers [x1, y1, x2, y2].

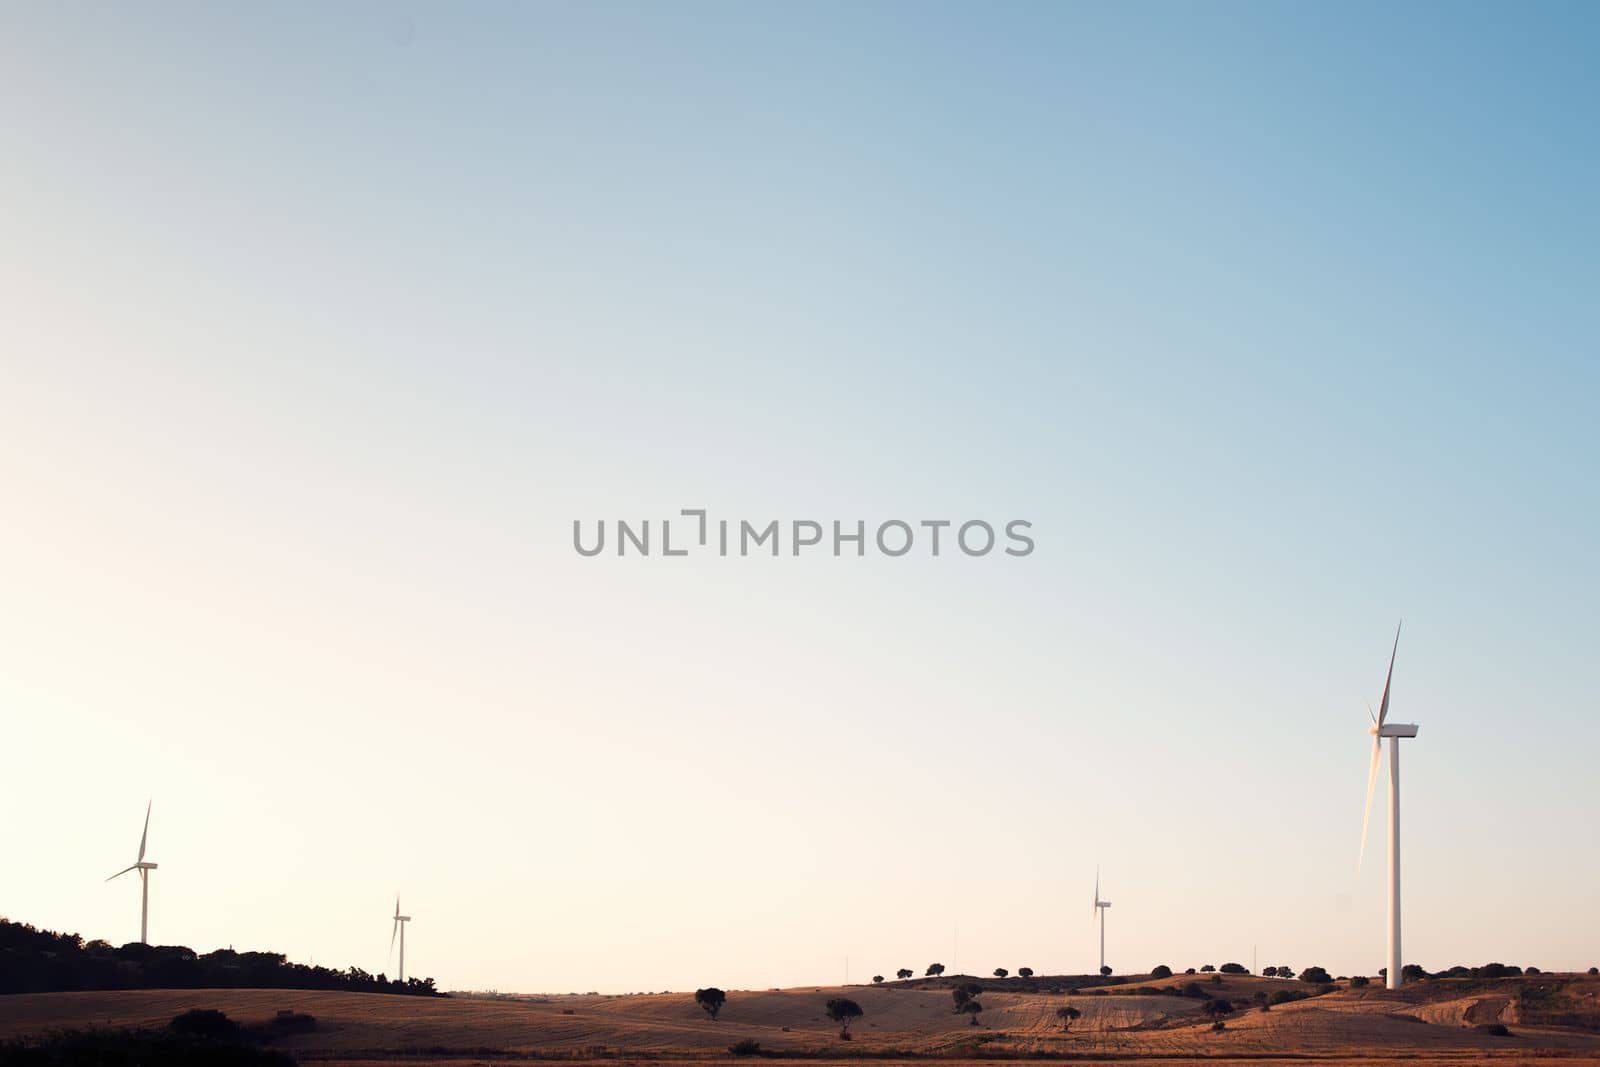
[[1358, 623, 1420, 990], [390, 896, 413, 982], [1091, 868, 1111, 973], [106, 800, 158, 944]]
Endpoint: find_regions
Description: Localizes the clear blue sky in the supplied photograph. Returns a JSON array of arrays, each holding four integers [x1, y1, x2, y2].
[[2, 2, 1596, 993]]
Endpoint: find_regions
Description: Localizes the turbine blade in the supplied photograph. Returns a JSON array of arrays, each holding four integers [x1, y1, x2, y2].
[[138, 799, 151, 862], [390, 918, 398, 954], [1358, 737, 1381, 868], [106, 864, 138, 881], [1376, 622, 1401, 728]]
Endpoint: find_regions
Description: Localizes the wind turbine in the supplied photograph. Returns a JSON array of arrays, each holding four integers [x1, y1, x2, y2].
[[1091, 868, 1111, 973], [390, 896, 412, 982], [1358, 622, 1419, 990], [106, 800, 158, 944]]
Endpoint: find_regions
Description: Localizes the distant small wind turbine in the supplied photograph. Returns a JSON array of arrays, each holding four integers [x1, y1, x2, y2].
[[1091, 867, 1111, 972], [106, 800, 158, 944], [1358, 622, 1420, 991], [390, 896, 412, 982]]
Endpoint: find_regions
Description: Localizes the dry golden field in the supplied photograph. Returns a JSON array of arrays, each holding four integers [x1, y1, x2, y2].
[[3, 973, 1599, 1065]]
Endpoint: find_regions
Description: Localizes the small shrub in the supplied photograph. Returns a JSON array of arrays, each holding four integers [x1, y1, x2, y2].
[[1350, 975, 1370, 988], [1184, 967, 1196, 975], [170, 1009, 240, 1041], [1482, 1023, 1512, 1037], [729, 1038, 763, 1055]]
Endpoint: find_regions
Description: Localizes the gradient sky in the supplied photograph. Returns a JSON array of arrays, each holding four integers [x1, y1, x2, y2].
[[2, 2, 1597, 994]]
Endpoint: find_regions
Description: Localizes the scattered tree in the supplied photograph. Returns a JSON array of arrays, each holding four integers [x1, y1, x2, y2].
[[1201, 999, 1234, 1022], [1200, 964, 1216, 973], [1349, 975, 1370, 988], [951, 982, 983, 1012], [993, 968, 1008, 979], [872, 975, 884, 984], [960, 999, 984, 1026], [825, 997, 863, 1039], [1184, 968, 1197, 975], [1056, 1005, 1082, 1032], [1018, 967, 1033, 979], [897, 968, 914, 981], [1589, 967, 1598, 976], [1150, 965, 1172, 979], [1300, 966, 1333, 985], [1100, 965, 1112, 977], [1220, 962, 1247, 975], [926, 963, 945, 978], [1276, 966, 1295, 980], [695, 988, 728, 1021], [1262, 966, 1278, 977], [1401, 964, 1429, 982]]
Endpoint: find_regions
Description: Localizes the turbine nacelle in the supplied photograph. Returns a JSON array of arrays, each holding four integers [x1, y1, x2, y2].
[[1374, 723, 1419, 738]]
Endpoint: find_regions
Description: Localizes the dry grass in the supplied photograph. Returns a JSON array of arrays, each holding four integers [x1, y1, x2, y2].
[[2, 974, 1598, 1065]]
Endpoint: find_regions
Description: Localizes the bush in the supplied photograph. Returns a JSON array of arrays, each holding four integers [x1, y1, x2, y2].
[[1100, 965, 1112, 977], [1350, 975, 1370, 988], [3, 1030, 292, 1066], [263, 1011, 316, 1037], [729, 1038, 763, 1055], [1268, 989, 1309, 1007], [1211, 975, 1223, 985], [170, 1010, 240, 1041], [1200, 965, 1215, 973], [1590, 967, 1598, 976], [1150, 965, 1172, 979], [1401, 964, 1429, 982], [1482, 1023, 1512, 1037], [1184, 968, 1196, 975]]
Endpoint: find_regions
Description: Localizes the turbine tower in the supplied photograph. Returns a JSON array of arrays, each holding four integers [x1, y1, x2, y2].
[[1358, 623, 1420, 990], [106, 800, 158, 944], [1091, 868, 1111, 973], [390, 896, 412, 982]]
